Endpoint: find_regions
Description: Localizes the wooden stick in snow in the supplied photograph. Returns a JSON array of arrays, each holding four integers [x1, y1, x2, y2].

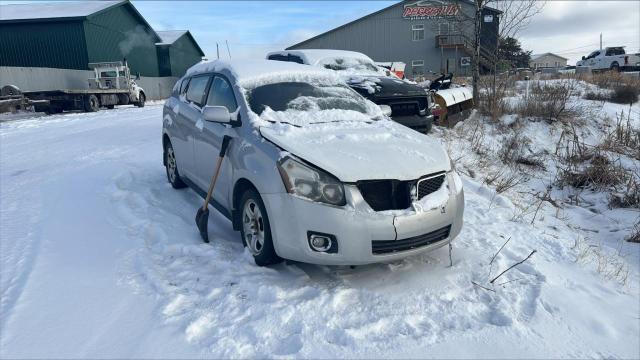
[[489, 250, 537, 284]]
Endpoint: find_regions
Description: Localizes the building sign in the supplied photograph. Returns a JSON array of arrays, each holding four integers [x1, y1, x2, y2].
[[403, 1, 460, 20], [460, 57, 471, 67]]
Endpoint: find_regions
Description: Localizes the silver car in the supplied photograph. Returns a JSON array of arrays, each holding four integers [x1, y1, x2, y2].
[[162, 60, 464, 266]]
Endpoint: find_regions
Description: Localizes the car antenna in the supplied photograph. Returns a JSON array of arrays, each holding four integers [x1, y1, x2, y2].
[[225, 40, 231, 59], [216, 43, 220, 60]]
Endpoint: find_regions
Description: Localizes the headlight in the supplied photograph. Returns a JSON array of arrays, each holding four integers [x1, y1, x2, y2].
[[277, 156, 346, 206]]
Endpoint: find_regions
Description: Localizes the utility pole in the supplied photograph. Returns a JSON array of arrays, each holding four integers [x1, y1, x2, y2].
[[472, 0, 483, 102]]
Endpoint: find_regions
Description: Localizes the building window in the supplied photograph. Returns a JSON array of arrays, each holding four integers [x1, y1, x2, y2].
[[412, 24, 425, 41], [439, 22, 449, 35]]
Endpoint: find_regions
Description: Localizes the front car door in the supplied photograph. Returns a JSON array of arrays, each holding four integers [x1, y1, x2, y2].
[[193, 75, 238, 210], [177, 74, 212, 179]]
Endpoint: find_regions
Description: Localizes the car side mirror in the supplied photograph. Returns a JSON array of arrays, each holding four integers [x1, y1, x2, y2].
[[379, 104, 392, 117], [136, 73, 141, 80], [202, 105, 232, 124], [581, 56, 585, 60]]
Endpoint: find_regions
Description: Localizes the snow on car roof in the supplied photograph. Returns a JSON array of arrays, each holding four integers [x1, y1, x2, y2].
[[185, 59, 342, 88], [268, 49, 375, 66], [0, 0, 122, 21]]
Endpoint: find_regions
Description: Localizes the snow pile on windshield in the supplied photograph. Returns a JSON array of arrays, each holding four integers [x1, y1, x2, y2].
[[318, 56, 387, 77]]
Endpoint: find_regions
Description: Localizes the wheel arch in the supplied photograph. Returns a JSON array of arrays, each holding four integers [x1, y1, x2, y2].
[[232, 178, 259, 231], [162, 133, 171, 166]]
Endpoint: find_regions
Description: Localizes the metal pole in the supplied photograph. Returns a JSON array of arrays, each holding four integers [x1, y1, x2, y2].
[[600, 33, 602, 50], [216, 43, 220, 60]]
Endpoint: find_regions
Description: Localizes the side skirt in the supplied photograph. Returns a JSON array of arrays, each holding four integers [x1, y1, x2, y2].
[[182, 176, 233, 221]]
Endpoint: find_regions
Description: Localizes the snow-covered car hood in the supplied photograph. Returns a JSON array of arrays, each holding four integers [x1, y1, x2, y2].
[[259, 120, 450, 182]]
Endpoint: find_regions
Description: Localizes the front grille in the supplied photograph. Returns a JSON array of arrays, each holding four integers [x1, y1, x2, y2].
[[377, 97, 429, 117], [417, 173, 446, 199], [372, 225, 451, 255], [356, 180, 411, 211]]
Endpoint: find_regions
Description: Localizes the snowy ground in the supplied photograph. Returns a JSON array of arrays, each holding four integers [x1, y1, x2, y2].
[[1, 101, 638, 358]]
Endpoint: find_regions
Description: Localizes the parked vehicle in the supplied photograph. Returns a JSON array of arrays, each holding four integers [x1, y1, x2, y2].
[[266, 49, 434, 133], [577, 47, 640, 72], [162, 60, 464, 266], [1, 61, 146, 114]]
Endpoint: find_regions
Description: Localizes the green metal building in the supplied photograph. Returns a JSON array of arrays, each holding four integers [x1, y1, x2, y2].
[[0, 0, 203, 77], [156, 31, 206, 77]]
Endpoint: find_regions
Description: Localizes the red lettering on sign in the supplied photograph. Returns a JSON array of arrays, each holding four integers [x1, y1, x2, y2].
[[403, 4, 459, 18]]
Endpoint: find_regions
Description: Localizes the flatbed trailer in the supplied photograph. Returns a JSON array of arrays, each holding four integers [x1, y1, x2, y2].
[[0, 61, 146, 115], [24, 88, 143, 114]]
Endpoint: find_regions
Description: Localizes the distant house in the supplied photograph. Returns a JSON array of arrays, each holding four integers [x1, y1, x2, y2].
[[530, 53, 568, 69], [156, 31, 205, 77]]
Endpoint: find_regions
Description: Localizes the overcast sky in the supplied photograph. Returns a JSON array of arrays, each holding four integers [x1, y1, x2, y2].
[[130, 0, 639, 65]]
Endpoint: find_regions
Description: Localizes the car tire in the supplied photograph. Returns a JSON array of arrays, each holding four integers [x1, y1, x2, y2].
[[239, 189, 282, 266], [136, 92, 145, 108], [164, 141, 187, 189], [84, 94, 99, 112]]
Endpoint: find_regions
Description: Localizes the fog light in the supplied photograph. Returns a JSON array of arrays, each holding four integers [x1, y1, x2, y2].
[[307, 232, 338, 253]]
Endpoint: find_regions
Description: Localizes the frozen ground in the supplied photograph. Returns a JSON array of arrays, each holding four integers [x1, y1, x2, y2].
[[0, 102, 638, 358]]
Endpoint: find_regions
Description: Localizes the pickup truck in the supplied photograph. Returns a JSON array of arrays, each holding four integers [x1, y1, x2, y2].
[[577, 47, 640, 72]]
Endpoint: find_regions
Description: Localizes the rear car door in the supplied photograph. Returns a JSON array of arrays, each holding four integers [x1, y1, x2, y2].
[[193, 75, 238, 210], [177, 74, 212, 179]]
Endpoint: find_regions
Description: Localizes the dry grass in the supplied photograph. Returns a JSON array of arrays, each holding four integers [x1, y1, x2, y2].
[[601, 110, 640, 160], [627, 223, 640, 243]]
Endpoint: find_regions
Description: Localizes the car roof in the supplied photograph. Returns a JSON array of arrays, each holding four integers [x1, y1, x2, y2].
[[185, 59, 341, 88], [267, 49, 374, 66]]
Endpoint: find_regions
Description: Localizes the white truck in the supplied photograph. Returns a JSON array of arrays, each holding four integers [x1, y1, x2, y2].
[[1, 61, 146, 114], [576, 47, 640, 72]]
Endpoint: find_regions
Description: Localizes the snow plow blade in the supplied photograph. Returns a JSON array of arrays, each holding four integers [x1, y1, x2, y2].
[[432, 87, 474, 127]]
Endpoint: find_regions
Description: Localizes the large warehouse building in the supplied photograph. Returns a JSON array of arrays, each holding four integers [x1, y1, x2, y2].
[[0, 0, 204, 98], [288, 0, 500, 78]]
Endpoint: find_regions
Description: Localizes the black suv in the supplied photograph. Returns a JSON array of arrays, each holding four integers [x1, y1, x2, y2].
[[267, 50, 434, 133]]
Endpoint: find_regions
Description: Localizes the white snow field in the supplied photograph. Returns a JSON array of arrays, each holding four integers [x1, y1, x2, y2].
[[1, 100, 639, 358]]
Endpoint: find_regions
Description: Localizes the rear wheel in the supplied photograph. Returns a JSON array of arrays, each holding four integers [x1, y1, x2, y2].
[[239, 189, 281, 266], [611, 62, 620, 72], [84, 94, 99, 112], [164, 141, 186, 189]]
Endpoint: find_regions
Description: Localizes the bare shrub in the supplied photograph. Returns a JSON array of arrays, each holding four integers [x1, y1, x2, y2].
[[583, 91, 609, 102], [627, 223, 640, 243], [511, 80, 579, 121], [584, 71, 639, 90], [610, 85, 639, 104], [609, 177, 640, 209], [484, 168, 528, 193], [559, 153, 629, 189], [476, 75, 515, 120], [602, 110, 640, 159]]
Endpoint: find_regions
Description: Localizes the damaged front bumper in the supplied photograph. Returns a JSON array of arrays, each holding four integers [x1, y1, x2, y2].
[[262, 171, 464, 265]]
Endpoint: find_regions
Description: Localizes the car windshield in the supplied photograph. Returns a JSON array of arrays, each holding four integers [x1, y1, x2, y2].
[[248, 82, 381, 126]]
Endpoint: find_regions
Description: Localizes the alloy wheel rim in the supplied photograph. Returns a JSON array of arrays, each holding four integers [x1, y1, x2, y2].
[[242, 200, 265, 255], [167, 147, 177, 182]]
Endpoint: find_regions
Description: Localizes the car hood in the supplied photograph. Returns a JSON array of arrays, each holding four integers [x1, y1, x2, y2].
[[260, 120, 450, 182], [346, 75, 428, 98]]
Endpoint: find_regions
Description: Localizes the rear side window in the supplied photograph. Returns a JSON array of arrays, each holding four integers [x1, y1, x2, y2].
[[206, 76, 237, 111], [268, 54, 289, 62], [185, 76, 210, 106]]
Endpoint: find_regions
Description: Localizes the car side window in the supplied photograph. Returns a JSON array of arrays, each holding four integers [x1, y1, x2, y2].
[[268, 54, 289, 62], [179, 77, 190, 95], [185, 76, 210, 107], [288, 55, 304, 64], [206, 76, 238, 111]]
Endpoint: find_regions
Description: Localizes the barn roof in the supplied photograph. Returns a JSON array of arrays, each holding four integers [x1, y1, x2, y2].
[[156, 30, 205, 57], [531, 53, 568, 61]]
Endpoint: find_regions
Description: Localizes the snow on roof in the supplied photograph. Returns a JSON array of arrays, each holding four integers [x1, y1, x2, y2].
[[268, 49, 374, 66], [156, 30, 187, 45], [186, 59, 342, 88], [0, 0, 123, 21]]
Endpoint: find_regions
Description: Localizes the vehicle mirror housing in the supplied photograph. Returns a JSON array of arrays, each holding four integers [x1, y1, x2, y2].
[[136, 73, 141, 80], [379, 104, 392, 117], [581, 56, 585, 60], [202, 105, 233, 124]]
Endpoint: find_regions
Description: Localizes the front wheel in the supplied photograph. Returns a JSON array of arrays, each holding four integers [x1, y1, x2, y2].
[[239, 189, 282, 266], [84, 94, 99, 112], [136, 93, 145, 108]]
